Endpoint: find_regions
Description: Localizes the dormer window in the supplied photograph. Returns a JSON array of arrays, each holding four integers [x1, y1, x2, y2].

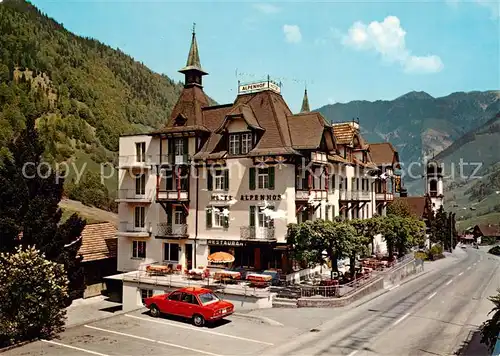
[[228, 132, 253, 156], [174, 114, 187, 127]]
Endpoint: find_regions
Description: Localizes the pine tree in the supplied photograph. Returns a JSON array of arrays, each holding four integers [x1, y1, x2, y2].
[[0, 116, 86, 304]]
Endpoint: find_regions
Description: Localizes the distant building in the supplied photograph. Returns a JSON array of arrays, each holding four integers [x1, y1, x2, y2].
[[473, 224, 500, 241], [78, 222, 118, 298]]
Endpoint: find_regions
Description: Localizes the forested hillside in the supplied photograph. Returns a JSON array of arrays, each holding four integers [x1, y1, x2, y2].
[[0, 0, 194, 210]]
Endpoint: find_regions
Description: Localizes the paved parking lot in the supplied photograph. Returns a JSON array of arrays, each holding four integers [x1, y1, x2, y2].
[[4, 309, 306, 356]]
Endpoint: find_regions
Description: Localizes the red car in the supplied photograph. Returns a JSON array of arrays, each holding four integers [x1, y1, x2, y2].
[[144, 287, 234, 327]]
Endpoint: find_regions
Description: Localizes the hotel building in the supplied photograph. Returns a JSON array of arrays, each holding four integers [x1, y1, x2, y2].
[[116, 30, 400, 274]]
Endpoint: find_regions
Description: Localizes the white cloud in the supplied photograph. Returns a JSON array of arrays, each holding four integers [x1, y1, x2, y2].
[[283, 24, 302, 43], [253, 3, 281, 14], [341, 16, 443, 74]]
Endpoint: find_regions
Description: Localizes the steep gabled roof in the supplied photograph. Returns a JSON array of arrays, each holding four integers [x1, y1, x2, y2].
[[370, 142, 400, 167], [78, 222, 117, 262], [475, 224, 500, 237], [287, 111, 333, 150], [332, 122, 356, 145], [392, 196, 431, 219], [215, 103, 264, 133]]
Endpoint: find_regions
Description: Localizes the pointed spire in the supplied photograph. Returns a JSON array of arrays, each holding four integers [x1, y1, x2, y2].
[[179, 23, 208, 87], [300, 87, 310, 113]]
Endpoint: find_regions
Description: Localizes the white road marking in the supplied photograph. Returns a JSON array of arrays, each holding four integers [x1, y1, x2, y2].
[[389, 284, 400, 291], [445, 279, 453, 286], [347, 350, 359, 356], [427, 292, 437, 300], [393, 312, 410, 326], [85, 325, 222, 356], [125, 314, 274, 346], [458, 272, 463, 276], [467, 266, 471, 270], [42, 340, 110, 356]]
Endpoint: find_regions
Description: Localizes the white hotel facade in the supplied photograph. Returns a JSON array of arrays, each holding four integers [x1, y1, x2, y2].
[[116, 30, 399, 274]]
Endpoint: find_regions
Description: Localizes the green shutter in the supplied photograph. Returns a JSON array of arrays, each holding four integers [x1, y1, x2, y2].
[[224, 169, 229, 191], [268, 167, 275, 190], [249, 206, 255, 227], [206, 207, 212, 228], [207, 169, 213, 191], [167, 206, 172, 225], [223, 210, 229, 228], [249, 167, 256, 190]]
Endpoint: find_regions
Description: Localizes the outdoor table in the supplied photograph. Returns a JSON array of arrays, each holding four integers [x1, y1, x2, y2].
[[247, 273, 272, 287], [146, 265, 171, 276], [214, 271, 241, 283], [187, 267, 208, 279]]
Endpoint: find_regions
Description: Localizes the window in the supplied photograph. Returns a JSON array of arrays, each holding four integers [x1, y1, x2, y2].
[[164, 243, 179, 262], [330, 174, 336, 191], [206, 206, 229, 228], [174, 138, 184, 156], [181, 293, 199, 305], [134, 206, 145, 228], [325, 205, 330, 221], [135, 174, 146, 195], [198, 292, 220, 306], [258, 168, 269, 189], [339, 177, 343, 190], [132, 240, 146, 259], [241, 133, 252, 154], [141, 289, 153, 303], [215, 170, 224, 191], [229, 134, 240, 155], [136, 142, 146, 162], [168, 291, 182, 301], [255, 205, 274, 228]]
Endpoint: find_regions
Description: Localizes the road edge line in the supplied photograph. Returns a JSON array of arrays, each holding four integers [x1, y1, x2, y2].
[[232, 312, 284, 326]]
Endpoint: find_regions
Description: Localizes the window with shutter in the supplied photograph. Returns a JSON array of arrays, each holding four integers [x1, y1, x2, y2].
[[249, 167, 256, 190], [206, 207, 212, 228], [268, 167, 275, 190], [249, 206, 256, 226], [207, 169, 213, 191], [224, 169, 229, 191]]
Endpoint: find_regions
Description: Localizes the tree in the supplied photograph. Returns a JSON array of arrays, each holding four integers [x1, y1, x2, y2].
[[433, 206, 450, 250], [387, 199, 414, 218], [0, 246, 68, 348], [481, 289, 500, 351], [381, 215, 425, 259], [0, 116, 86, 303]]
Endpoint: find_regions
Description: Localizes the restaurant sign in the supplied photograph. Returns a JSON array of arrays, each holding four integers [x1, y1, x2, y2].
[[238, 80, 281, 95], [207, 239, 246, 247]]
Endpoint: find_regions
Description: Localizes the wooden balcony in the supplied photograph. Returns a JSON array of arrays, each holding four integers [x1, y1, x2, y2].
[[375, 192, 394, 201], [157, 190, 189, 201], [295, 190, 328, 201]]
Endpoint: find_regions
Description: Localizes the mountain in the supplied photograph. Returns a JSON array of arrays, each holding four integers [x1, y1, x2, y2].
[[0, 0, 213, 210], [316, 90, 500, 194], [435, 113, 500, 230]]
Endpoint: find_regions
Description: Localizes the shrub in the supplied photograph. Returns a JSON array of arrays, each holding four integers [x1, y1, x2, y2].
[[414, 251, 428, 261], [488, 246, 500, 256], [0, 246, 68, 347]]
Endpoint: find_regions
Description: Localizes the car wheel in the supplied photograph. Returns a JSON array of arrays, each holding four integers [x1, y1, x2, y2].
[[150, 304, 160, 318], [193, 314, 205, 327]]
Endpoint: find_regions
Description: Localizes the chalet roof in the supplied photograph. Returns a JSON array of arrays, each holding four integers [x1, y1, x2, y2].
[[331, 122, 359, 145], [369, 142, 399, 167], [287, 112, 332, 149], [215, 103, 264, 133], [475, 224, 500, 237], [392, 196, 430, 219], [78, 222, 117, 262]]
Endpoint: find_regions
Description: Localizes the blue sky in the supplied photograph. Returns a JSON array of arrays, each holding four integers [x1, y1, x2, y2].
[[30, 0, 499, 112]]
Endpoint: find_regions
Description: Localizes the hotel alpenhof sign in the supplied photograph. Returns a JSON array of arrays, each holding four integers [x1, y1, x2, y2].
[[211, 193, 283, 201]]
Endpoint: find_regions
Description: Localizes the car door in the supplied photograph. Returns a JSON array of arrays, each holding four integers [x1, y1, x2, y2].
[[163, 291, 182, 315], [179, 292, 200, 318]]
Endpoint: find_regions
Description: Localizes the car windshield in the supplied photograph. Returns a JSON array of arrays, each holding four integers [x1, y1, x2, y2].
[[198, 292, 219, 305]]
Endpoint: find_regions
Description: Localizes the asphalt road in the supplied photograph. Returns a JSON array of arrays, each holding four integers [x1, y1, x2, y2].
[[270, 248, 500, 356], [5, 248, 498, 356]]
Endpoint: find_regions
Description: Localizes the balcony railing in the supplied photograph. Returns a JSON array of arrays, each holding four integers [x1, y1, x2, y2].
[[119, 222, 151, 234], [375, 192, 394, 201], [157, 223, 188, 238], [118, 155, 154, 168], [351, 190, 372, 201], [295, 190, 328, 201], [240, 226, 276, 241], [117, 189, 153, 201], [158, 154, 190, 166], [157, 190, 189, 201]]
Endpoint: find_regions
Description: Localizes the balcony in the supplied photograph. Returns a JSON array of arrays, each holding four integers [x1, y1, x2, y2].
[[115, 189, 153, 203], [375, 192, 394, 201], [156, 223, 189, 239], [118, 155, 154, 169], [157, 190, 189, 201], [158, 154, 190, 166], [351, 191, 372, 201], [118, 222, 151, 237], [295, 190, 328, 201], [240, 226, 276, 241]]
